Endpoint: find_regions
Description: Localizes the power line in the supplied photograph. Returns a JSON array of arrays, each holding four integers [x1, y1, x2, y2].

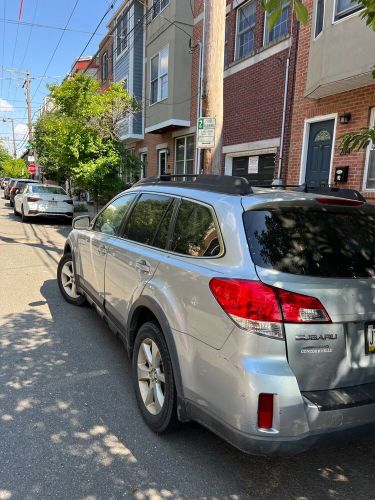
[[0, 17, 108, 37], [31, 0, 81, 102], [69, 0, 119, 76], [0, 1, 6, 96]]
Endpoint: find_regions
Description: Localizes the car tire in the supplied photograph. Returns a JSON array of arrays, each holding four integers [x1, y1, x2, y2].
[[9, 199, 13, 207], [57, 252, 86, 306], [132, 321, 178, 433], [21, 205, 28, 223], [13, 205, 19, 216]]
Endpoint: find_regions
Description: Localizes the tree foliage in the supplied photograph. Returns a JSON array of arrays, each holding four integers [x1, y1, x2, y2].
[[1, 158, 29, 178], [0, 143, 11, 174], [33, 73, 141, 200]]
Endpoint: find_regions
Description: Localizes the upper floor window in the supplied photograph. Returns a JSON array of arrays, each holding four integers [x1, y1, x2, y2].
[[264, 0, 290, 44], [150, 46, 168, 104], [365, 108, 375, 190], [334, 0, 362, 20], [116, 11, 128, 57], [101, 52, 108, 81], [236, 1, 256, 59], [315, 0, 324, 37], [152, 0, 170, 19]]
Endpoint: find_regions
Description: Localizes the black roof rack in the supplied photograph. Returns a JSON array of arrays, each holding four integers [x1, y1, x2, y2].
[[134, 174, 253, 195], [254, 183, 366, 202], [134, 175, 366, 202]]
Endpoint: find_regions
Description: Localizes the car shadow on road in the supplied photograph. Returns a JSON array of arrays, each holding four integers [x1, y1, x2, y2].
[[1, 278, 375, 499]]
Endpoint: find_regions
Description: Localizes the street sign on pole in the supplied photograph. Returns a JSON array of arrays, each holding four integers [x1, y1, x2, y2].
[[197, 117, 216, 149]]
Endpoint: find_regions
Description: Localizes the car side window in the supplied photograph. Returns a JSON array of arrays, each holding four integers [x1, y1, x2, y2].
[[94, 193, 137, 236], [170, 200, 221, 257], [123, 193, 173, 246]]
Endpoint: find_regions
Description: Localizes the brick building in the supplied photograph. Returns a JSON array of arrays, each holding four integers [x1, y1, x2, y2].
[[286, 0, 375, 200], [97, 33, 114, 90]]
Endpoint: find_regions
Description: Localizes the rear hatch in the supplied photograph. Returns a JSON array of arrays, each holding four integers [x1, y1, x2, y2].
[[243, 198, 375, 391], [31, 186, 72, 212]]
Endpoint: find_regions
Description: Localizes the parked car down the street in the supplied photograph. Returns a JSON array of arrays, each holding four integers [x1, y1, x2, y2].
[[3, 178, 16, 200], [9, 179, 39, 207], [57, 175, 375, 456], [14, 183, 74, 222], [1, 177, 10, 191]]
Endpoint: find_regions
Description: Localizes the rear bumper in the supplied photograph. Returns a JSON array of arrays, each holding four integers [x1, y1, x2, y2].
[[187, 395, 375, 456], [27, 210, 73, 218]]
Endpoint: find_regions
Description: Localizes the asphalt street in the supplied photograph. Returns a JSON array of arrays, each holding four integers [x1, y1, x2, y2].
[[0, 194, 375, 500]]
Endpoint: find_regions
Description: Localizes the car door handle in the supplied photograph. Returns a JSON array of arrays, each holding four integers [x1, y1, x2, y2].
[[98, 245, 107, 256], [135, 260, 150, 273]]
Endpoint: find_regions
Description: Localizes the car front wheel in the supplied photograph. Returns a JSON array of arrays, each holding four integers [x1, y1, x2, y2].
[[132, 321, 178, 433], [57, 252, 86, 306]]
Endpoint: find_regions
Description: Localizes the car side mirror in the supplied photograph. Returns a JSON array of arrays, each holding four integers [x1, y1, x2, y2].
[[72, 215, 91, 230]]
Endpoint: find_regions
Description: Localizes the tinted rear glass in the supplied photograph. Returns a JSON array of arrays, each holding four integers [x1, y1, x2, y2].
[[244, 206, 375, 278], [32, 185, 66, 194]]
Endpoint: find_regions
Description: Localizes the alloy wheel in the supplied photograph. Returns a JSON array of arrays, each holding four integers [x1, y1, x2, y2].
[[137, 338, 165, 415], [60, 260, 79, 299]]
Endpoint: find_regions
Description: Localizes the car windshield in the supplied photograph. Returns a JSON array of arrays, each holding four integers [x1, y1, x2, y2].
[[32, 185, 66, 194], [243, 204, 375, 278]]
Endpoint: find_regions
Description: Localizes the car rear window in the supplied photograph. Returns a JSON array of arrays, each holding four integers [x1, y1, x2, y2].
[[244, 205, 375, 278], [32, 185, 66, 194]]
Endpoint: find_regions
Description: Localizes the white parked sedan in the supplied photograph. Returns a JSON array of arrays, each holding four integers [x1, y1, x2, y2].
[[14, 183, 74, 223]]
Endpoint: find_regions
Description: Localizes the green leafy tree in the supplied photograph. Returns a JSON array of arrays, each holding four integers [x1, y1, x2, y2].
[[2, 158, 29, 178], [33, 73, 140, 201], [0, 143, 11, 174]]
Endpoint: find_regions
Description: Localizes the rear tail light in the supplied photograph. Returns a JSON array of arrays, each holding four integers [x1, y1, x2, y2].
[[27, 196, 40, 202], [10, 187, 17, 193], [258, 393, 274, 430], [65, 199, 73, 205], [209, 279, 331, 339]]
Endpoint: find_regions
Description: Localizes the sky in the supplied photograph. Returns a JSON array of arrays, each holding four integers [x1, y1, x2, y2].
[[0, 0, 117, 156]]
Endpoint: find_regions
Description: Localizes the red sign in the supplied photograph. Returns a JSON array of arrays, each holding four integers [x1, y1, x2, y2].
[[28, 164, 36, 174]]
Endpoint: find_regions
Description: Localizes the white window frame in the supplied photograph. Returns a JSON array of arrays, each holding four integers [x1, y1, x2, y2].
[[151, 0, 170, 20], [314, 0, 325, 40], [332, 0, 363, 23], [158, 149, 168, 176], [235, 0, 256, 60], [101, 52, 108, 81], [174, 135, 195, 175], [116, 9, 128, 59], [149, 46, 169, 105], [363, 107, 375, 191], [263, 0, 290, 46]]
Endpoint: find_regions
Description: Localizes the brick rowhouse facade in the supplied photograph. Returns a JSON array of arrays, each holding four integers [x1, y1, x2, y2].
[[192, 0, 298, 182], [287, 0, 375, 200], [98, 33, 114, 91]]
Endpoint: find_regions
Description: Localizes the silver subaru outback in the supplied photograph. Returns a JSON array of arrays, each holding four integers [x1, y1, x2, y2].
[[57, 175, 375, 455]]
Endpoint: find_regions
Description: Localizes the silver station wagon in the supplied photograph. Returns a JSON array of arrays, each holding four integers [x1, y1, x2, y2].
[[58, 175, 375, 455]]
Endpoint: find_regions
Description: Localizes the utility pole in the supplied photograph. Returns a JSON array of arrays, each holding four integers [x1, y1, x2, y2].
[[25, 70, 33, 143], [2, 118, 17, 158], [201, 0, 226, 175]]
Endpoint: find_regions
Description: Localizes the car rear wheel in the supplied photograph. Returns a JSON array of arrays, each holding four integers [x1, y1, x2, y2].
[[9, 199, 14, 207], [57, 253, 86, 306], [13, 205, 19, 216], [21, 205, 28, 223], [132, 321, 178, 433]]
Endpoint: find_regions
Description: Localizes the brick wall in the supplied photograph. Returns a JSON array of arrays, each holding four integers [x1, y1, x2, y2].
[[192, 0, 298, 178], [287, 0, 375, 199]]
